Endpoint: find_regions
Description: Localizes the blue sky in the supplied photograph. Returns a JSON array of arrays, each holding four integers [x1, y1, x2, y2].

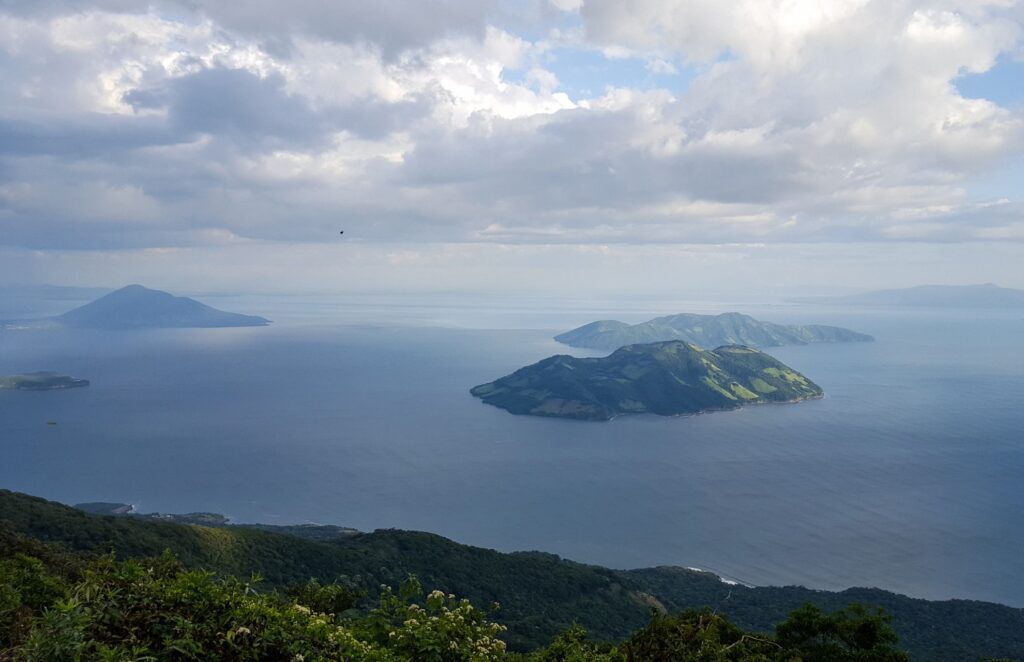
[[956, 55, 1024, 108], [530, 48, 699, 98]]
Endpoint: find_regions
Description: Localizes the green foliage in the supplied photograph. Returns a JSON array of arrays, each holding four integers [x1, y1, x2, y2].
[[520, 608, 910, 662], [1, 551, 514, 661], [0, 554, 69, 649], [774, 603, 907, 662], [621, 609, 780, 661], [0, 491, 654, 650], [626, 567, 1024, 662], [520, 624, 623, 661], [354, 577, 508, 661], [1, 544, 916, 662], [283, 578, 362, 618]]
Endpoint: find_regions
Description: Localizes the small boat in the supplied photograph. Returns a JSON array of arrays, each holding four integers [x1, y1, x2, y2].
[[46, 421, 57, 426]]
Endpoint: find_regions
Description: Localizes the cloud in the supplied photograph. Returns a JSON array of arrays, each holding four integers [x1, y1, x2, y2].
[[186, 0, 499, 58], [0, 0, 1022, 264], [0, 0, 499, 57], [148, 68, 332, 147]]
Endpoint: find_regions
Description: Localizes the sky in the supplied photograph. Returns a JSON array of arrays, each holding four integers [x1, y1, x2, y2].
[[0, 0, 1023, 298]]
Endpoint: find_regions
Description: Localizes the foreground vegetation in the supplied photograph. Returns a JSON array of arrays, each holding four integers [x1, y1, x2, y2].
[[1, 490, 1021, 660], [1, 528, 908, 661]]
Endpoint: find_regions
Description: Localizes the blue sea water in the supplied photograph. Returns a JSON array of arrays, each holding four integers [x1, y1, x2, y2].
[[1, 297, 1022, 607]]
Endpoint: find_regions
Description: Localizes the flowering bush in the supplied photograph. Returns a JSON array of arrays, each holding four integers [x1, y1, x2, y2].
[[0, 546, 908, 662], [357, 577, 508, 661]]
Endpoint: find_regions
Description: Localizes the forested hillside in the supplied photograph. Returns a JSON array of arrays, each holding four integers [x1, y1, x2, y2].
[[2, 490, 1021, 660]]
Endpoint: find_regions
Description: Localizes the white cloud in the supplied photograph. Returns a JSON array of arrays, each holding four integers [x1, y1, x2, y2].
[[0, 0, 1023, 278]]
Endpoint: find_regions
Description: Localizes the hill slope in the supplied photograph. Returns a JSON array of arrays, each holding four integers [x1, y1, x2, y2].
[[555, 312, 872, 352], [471, 341, 823, 420], [1, 490, 1022, 660], [0, 490, 655, 650]]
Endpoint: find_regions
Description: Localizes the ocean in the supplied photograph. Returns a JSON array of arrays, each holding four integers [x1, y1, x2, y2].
[[1, 296, 1022, 607]]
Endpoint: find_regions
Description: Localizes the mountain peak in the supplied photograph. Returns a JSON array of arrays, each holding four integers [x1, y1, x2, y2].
[[52, 285, 270, 329]]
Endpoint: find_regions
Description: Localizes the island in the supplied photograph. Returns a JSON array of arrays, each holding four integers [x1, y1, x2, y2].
[[554, 312, 872, 352], [2, 284, 270, 330], [791, 283, 1024, 308], [0, 372, 90, 391], [471, 340, 823, 421]]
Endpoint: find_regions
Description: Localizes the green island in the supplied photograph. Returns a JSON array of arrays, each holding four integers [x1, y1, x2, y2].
[[0, 372, 89, 391], [471, 341, 823, 421], [555, 312, 873, 352], [2, 489, 1023, 661]]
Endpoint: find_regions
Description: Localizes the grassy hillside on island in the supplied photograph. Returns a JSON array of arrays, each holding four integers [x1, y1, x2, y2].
[[3, 490, 1022, 660], [472, 341, 823, 421], [555, 312, 873, 352]]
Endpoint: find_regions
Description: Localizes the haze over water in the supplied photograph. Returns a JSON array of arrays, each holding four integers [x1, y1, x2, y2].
[[2, 296, 1022, 608]]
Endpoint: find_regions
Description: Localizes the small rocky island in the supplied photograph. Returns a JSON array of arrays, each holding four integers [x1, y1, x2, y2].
[[471, 341, 823, 421], [0, 372, 90, 391], [555, 312, 872, 352]]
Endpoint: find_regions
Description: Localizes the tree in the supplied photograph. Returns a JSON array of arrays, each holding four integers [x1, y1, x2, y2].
[[774, 603, 908, 662]]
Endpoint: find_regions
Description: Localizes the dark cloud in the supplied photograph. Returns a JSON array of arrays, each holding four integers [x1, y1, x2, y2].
[[0, 65, 433, 164], [155, 66, 435, 144], [163, 68, 329, 147], [0, 115, 175, 157]]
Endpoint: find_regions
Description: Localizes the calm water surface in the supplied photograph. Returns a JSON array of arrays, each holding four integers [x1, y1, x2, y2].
[[1, 298, 1022, 606]]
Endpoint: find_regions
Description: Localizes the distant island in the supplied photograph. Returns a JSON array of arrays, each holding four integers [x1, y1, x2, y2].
[[792, 283, 1024, 308], [555, 312, 872, 352], [2, 284, 271, 329], [0, 372, 89, 391], [471, 340, 823, 421]]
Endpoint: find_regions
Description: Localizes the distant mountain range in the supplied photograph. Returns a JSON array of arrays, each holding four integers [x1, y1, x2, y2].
[[471, 340, 823, 421], [793, 283, 1024, 308], [2, 284, 270, 329], [555, 312, 872, 352]]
